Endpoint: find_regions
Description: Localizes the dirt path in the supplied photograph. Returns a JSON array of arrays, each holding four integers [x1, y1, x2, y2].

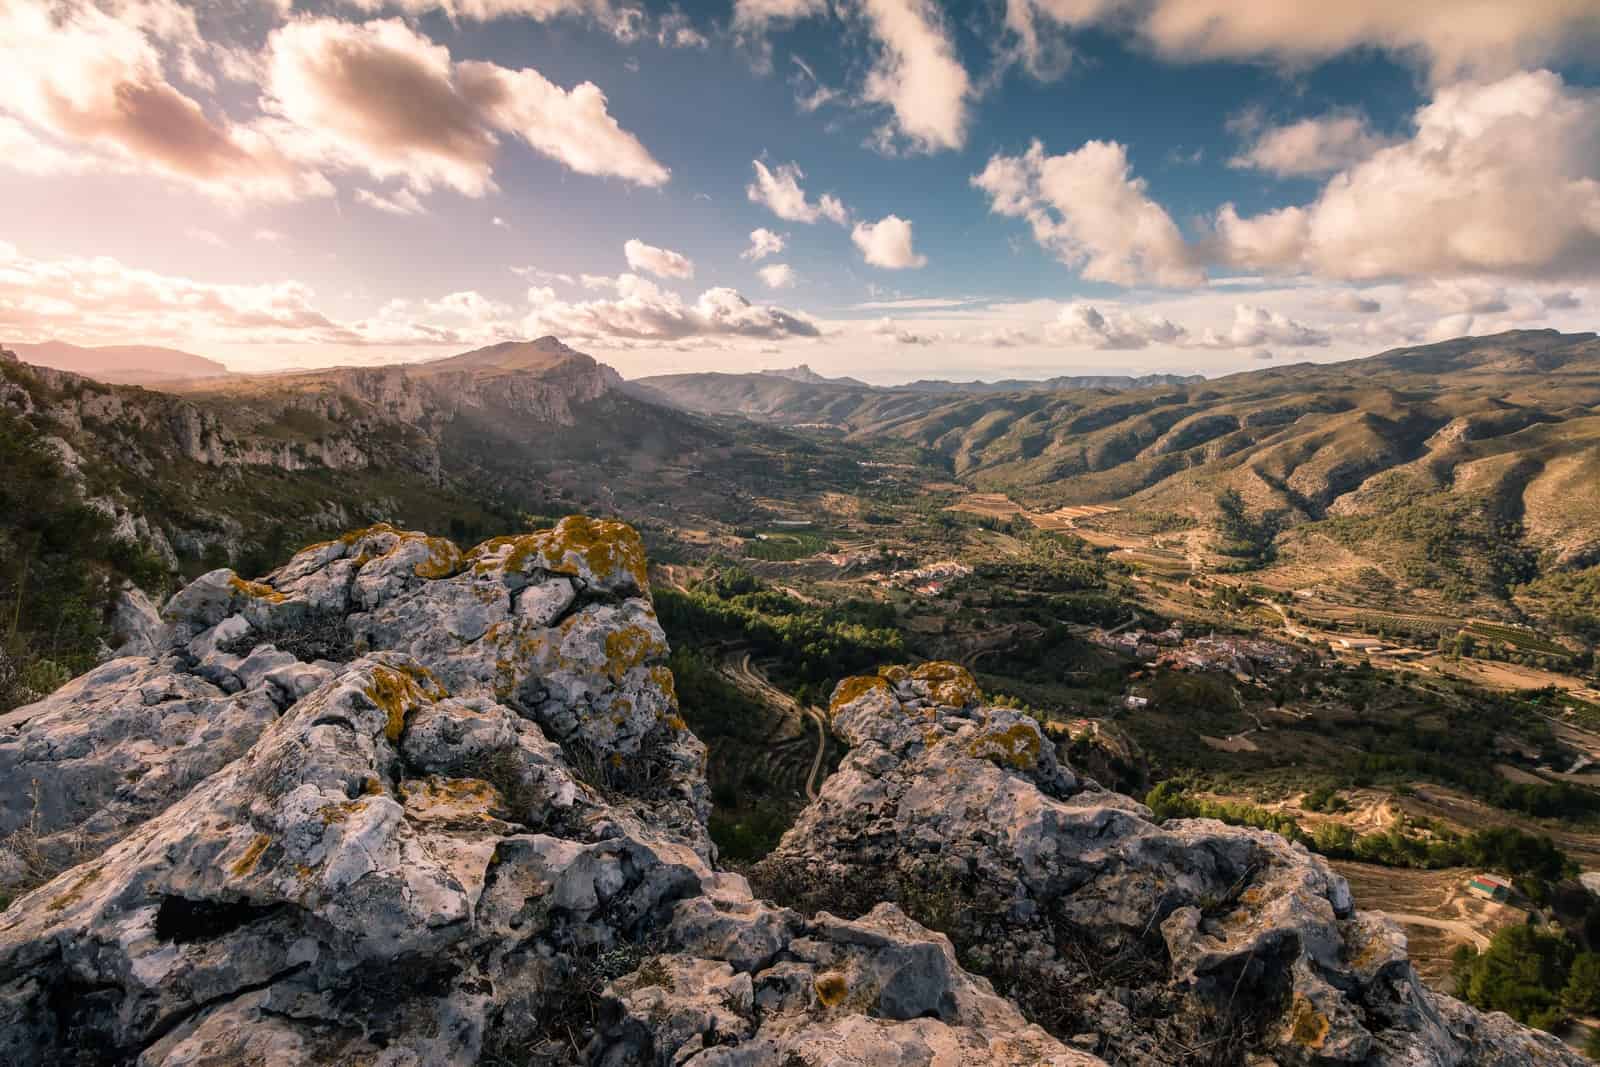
[[1377, 912, 1490, 951], [725, 652, 831, 800], [803, 707, 827, 801]]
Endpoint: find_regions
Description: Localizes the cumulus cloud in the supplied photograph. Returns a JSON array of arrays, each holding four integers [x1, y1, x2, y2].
[[1229, 113, 1388, 176], [857, 0, 972, 153], [972, 138, 1202, 286], [1194, 304, 1331, 348], [851, 214, 927, 269], [1330, 291, 1382, 313], [1406, 279, 1510, 315], [746, 160, 849, 224], [1001, 0, 1600, 82], [1212, 71, 1600, 281], [264, 18, 669, 199], [1544, 291, 1583, 310], [624, 238, 695, 279], [757, 263, 797, 288], [0, 0, 328, 201], [743, 228, 788, 261], [871, 317, 943, 345], [524, 273, 821, 342], [1046, 304, 1187, 349]]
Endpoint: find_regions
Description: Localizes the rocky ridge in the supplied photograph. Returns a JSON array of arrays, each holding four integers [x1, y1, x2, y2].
[[0, 519, 1583, 1066]]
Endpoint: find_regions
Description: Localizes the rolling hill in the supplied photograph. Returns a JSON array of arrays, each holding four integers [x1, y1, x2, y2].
[[10, 340, 230, 385]]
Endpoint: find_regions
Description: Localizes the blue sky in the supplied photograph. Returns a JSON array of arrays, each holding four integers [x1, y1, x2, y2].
[[1, 0, 1598, 380]]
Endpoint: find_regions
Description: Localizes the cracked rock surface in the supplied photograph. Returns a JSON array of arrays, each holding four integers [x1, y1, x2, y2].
[[0, 521, 1582, 1066]]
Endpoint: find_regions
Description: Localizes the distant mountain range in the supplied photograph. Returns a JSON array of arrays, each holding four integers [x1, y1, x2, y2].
[[632, 366, 1206, 421], [10, 340, 230, 385], [8, 327, 1599, 617]]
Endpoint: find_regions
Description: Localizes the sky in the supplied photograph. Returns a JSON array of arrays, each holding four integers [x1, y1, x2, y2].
[[1, 0, 1599, 382]]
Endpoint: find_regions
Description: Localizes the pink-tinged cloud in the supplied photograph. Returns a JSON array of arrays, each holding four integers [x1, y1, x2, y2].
[[264, 18, 669, 199]]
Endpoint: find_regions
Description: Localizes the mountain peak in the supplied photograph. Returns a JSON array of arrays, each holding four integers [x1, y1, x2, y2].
[[757, 364, 867, 386], [415, 336, 596, 375]]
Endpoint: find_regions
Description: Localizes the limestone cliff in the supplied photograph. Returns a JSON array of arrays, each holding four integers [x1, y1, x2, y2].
[[0, 520, 1583, 1066]]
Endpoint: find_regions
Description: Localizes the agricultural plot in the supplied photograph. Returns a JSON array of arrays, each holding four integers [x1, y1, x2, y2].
[[1030, 504, 1122, 531], [1463, 621, 1572, 659], [743, 529, 837, 562], [946, 492, 1025, 521]]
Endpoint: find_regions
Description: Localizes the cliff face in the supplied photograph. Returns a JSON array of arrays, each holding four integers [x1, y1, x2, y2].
[[0, 338, 620, 477], [0, 519, 1582, 1066]]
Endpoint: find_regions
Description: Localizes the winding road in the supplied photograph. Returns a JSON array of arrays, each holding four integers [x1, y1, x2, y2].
[[725, 652, 831, 801]]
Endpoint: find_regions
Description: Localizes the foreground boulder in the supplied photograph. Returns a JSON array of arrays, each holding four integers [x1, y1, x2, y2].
[[752, 663, 1583, 1066], [0, 525, 1581, 1066], [0, 522, 1102, 1066]]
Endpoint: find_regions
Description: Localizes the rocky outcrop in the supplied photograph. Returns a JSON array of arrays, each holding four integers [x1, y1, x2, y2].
[[0, 522, 1582, 1066], [752, 664, 1583, 1066], [0, 521, 1103, 1066]]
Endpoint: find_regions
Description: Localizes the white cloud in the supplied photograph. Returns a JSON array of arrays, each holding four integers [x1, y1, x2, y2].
[[790, 56, 840, 113], [1046, 304, 1187, 349], [758, 263, 797, 289], [1001, 0, 1600, 82], [1213, 71, 1600, 281], [1193, 304, 1331, 348], [263, 17, 668, 200], [356, 187, 426, 215], [1544, 291, 1583, 310], [656, 10, 709, 48], [746, 160, 849, 224], [523, 272, 820, 342], [857, 0, 972, 153], [0, 0, 329, 201], [1329, 291, 1381, 313], [851, 214, 927, 269], [512, 266, 576, 285], [1406, 279, 1510, 315], [871, 317, 942, 345], [0, 245, 372, 346], [624, 238, 695, 279], [972, 138, 1202, 286], [732, 0, 827, 28], [742, 228, 788, 261], [1229, 113, 1388, 176], [492, 215, 509, 228], [254, 229, 288, 243], [338, 0, 645, 42]]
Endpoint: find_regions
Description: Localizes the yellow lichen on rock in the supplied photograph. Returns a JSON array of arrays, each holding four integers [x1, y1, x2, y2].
[[876, 665, 910, 684], [814, 972, 849, 1008], [399, 777, 502, 823], [965, 720, 1042, 771], [538, 515, 649, 589], [413, 535, 463, 579], [229, 575, 286, 603], [604, 624, 663, 681], [649, 665, 677, 704], [364, 664, 434, 743], [910, 661, 980, 708], [47, 867, 101, 912], [230, 833, 272, 877], [1287, 994, 1331, 1048], [830, 674, 891, 714]]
